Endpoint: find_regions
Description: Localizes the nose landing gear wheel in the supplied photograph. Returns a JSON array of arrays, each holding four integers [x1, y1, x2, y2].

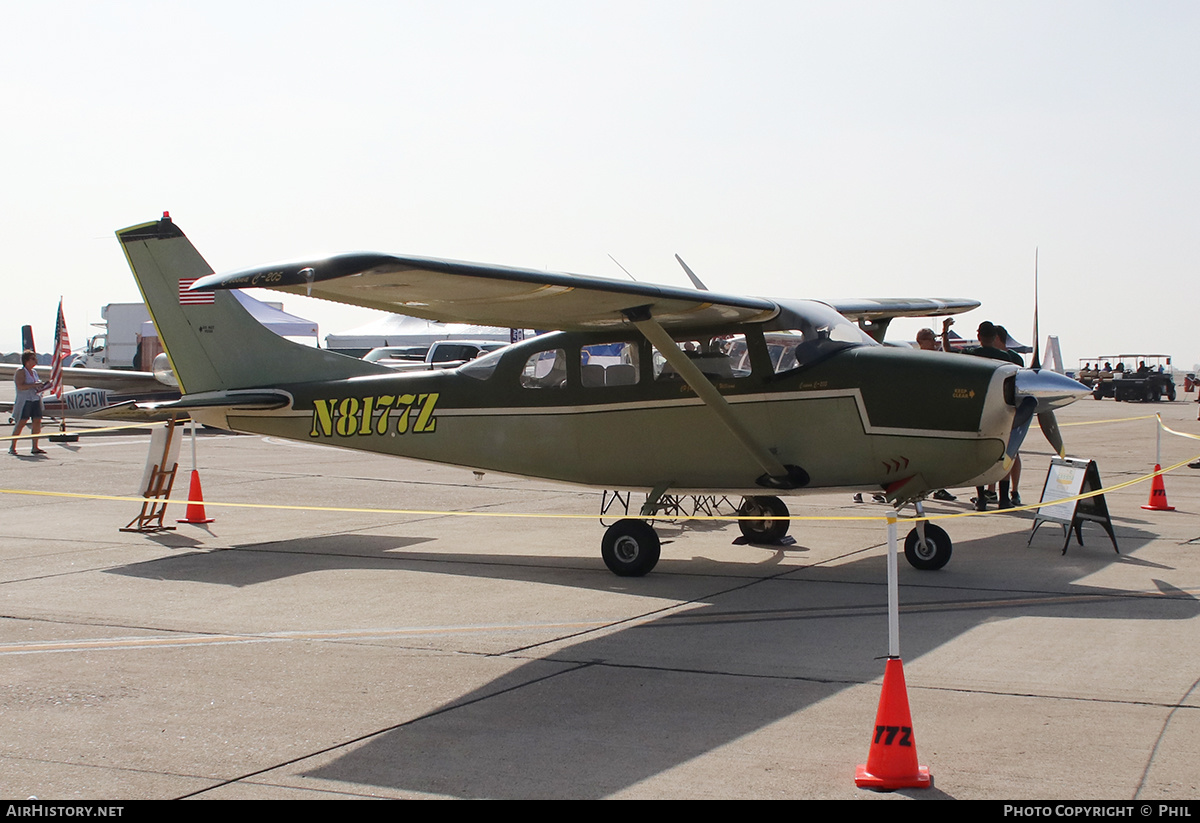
[[904, 523, 952, 570], [736, 496, 790, 543], [601, 519, 661, 577]]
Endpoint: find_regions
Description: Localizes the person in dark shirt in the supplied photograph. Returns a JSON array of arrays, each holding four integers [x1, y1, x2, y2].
[[963, 321, 1012, 361], [991, 326, 1024, 506], [994, 326, 1024, 367], [961, 322, 1023, 509]]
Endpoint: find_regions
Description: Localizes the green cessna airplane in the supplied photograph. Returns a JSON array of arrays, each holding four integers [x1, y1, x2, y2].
[[117, 214, 1089, 576]]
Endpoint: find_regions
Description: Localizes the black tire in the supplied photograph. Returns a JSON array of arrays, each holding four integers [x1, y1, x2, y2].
[[1168, 385, 1177, 401], [904, 523, 952, 571], [737, 496, 790, 543], [601, 519, 661, 577]]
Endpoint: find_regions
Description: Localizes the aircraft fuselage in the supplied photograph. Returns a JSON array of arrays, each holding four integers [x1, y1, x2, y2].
[[193, 326, 1014, 494]]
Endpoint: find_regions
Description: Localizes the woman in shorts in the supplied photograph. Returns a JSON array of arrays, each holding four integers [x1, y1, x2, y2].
[[11, 351, 48, 456]]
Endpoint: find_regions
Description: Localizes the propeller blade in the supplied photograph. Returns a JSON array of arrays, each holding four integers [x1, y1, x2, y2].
[[1038, 410, 1064, 457], [1007, 396, 1038, 460]]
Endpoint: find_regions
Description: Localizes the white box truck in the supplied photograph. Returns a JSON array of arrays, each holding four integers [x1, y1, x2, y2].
[[72, 303, 152, 370]]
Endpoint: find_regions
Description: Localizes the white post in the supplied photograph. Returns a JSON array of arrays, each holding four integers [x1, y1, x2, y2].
[[189, 418, 197, 471], [1155, 414, 1162, 466], [886, 513, 900, 658]]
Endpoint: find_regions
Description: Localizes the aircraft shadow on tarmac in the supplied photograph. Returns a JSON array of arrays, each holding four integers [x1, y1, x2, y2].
[[106, 514, 1163, 591], [304, 541, 1198, 798], [109, 534, 439, 587], [107, 521, 1199, 798]]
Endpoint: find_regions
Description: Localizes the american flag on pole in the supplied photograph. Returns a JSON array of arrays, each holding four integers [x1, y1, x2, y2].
[[179, 278, 216, 305], [49, 298, 70, 399]]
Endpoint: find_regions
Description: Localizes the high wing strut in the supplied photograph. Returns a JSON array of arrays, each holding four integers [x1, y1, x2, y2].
[[624, 308, 808, 490]]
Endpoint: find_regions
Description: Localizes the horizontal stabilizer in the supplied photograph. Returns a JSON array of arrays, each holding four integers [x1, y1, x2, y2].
[[76, 400, 181, 422], [138, 391, 292, 413], [80, 391, 291, 422]]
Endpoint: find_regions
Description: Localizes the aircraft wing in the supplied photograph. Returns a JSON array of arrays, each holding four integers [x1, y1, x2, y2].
[[823, 297, 980, 321], [193, 254, 779, 331], [0, 364, 164, 394], [194, 253, 980, 332]]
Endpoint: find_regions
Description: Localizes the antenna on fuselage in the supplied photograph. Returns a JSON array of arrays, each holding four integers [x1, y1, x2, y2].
[[608, 255, 638, 282], [674, 254, 709, 291]]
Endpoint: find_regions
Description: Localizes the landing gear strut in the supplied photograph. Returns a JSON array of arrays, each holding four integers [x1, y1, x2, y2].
[[885, 499, 954, 571]]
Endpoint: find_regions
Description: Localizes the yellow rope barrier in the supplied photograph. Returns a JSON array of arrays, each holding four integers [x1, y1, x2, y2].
[[1059, 413, 1158, 427], [3, 453, 1197, 524]]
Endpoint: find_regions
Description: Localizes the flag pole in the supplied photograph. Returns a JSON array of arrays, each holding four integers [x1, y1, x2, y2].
[[48, 297, 79, 444]]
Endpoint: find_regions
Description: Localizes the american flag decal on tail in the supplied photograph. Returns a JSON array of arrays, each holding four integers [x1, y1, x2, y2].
[[179, 278, 216, 305]]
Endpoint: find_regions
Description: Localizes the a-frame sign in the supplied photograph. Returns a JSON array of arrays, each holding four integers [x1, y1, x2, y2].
[[1029, 457, 1118, 555]]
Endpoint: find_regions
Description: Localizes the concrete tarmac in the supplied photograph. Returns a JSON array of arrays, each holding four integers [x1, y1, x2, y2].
[[2, 394, 1199, 799]]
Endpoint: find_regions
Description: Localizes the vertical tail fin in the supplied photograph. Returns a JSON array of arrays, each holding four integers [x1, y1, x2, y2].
[[117, 214, 385, 394]]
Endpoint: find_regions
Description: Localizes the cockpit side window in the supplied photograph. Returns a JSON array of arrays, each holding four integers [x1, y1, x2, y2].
[[766, 332, 805, 374], [653, 333, 751, 382], [768, 329, 856, 374]]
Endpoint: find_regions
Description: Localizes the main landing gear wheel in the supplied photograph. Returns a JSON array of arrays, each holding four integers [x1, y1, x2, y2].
[[601, 519, 661, 577], [737, 496, 790, 543], [904, 523, 952, 571]]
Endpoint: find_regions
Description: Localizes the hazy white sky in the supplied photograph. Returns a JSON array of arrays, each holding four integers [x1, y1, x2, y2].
[[3, 1, 1197, 367]]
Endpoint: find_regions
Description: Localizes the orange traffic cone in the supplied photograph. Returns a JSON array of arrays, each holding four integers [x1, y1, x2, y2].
[[855, 657, 931, 790], [177, 469, 215, 524], [1141, 464, 1175, 511]]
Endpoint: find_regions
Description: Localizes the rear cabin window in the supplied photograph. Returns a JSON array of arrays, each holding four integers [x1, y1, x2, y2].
[[580, 342, 640, 387]]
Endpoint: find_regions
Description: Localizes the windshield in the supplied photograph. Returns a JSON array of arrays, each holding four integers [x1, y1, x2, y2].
[[459, 346, 507, 380]]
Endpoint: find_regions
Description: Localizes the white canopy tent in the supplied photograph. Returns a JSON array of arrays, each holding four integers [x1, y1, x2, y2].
[[139, 291, 319, 343], [324, 313, 512, 350]]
